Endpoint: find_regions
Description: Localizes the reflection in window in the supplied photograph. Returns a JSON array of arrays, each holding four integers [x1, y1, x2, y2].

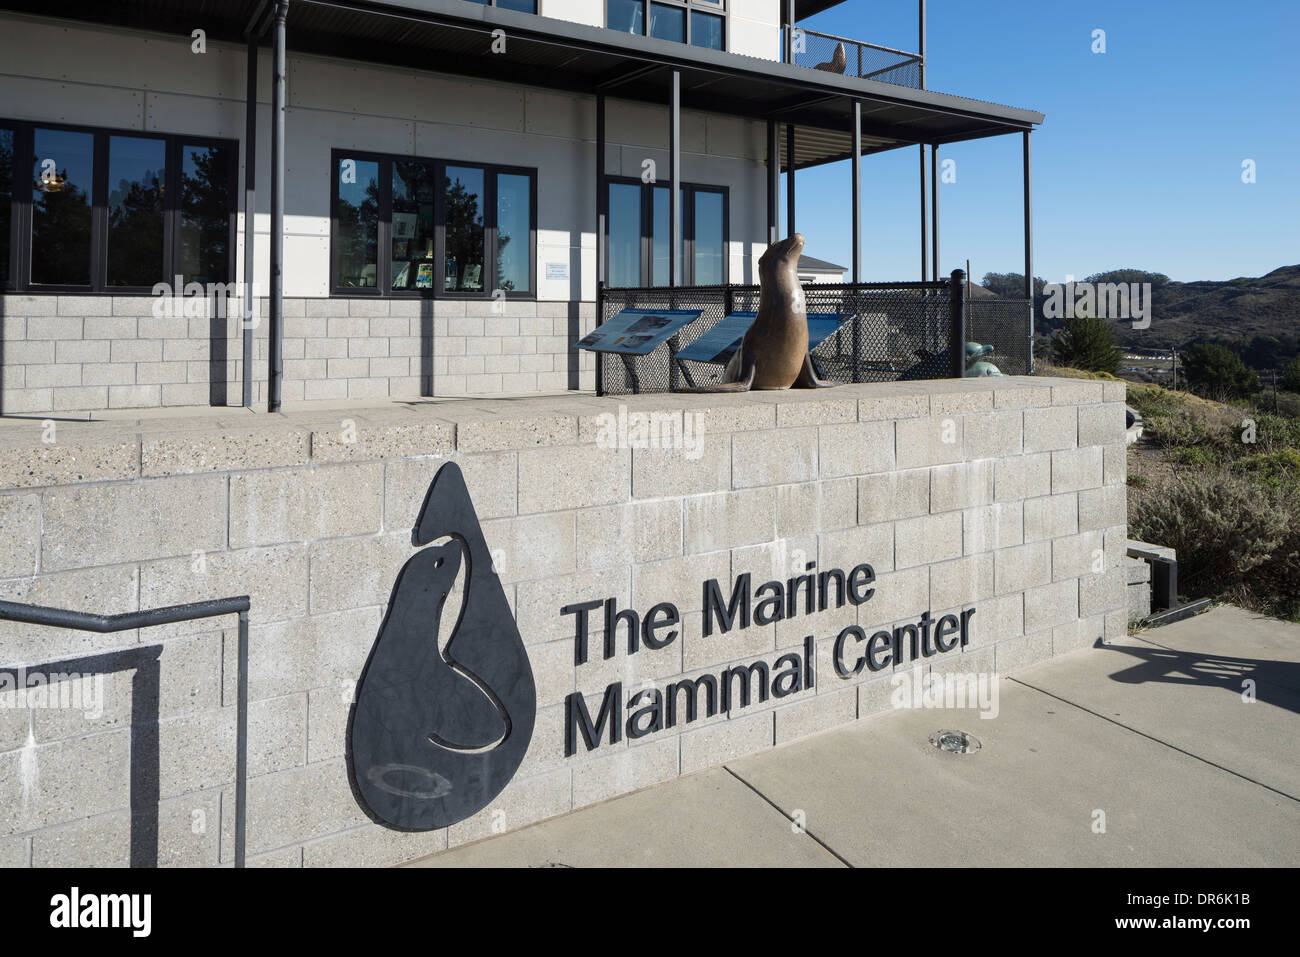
[[693, 190, 724, 284], [496, 0, 537, 11], [106, 136, 165, 287], [443, 165, 485, 292], [607, 0, 644, 34], [31, 128, 94, 286], [649, 3, 685, 42], [690, 11, 724, 49], [391, 159, 437, 291], [607, 181, 726, 286], [336, 156, 379, 288], [0, 128, 12, 287], [179, 144, 232, 285], [496, 173, 531, 293], [608, 182, 641, 288]]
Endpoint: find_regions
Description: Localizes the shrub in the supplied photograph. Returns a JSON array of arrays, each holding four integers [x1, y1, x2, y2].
[[1129, 472, 1300, 619], [1232, 448, 1300, 490], [1181, 342, 1260, 398], [1282, 356, 1300, 394], [1127, 383, 1186, 418], [1051, 316, 1122, 375]]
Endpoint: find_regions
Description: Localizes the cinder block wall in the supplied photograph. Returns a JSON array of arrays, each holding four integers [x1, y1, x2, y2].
[[0, 294, 598, 415], [0, 377, 1127, 866]]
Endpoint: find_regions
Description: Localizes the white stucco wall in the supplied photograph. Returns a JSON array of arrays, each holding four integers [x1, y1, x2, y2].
[[0, 13, 770, 303]]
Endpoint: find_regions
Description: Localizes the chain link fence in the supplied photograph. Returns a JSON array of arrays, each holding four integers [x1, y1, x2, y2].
[[966, 298, 1033, 376], [596, 279, 962, 396]]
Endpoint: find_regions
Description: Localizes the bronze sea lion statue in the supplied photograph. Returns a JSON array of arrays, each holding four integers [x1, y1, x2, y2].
[[686, 233, 835, 392]]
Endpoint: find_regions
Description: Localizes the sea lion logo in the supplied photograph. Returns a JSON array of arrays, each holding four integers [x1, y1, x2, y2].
[[348, 462, 536, 831]]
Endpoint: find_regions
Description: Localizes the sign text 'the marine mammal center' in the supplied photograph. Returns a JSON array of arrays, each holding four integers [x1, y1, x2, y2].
[[560, 560, 976, 755]]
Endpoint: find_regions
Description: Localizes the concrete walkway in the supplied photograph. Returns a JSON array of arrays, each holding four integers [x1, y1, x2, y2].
[[405, 605, 1300, 867]]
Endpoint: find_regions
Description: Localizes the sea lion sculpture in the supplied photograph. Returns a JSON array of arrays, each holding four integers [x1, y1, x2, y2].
[[686, 233, 835, 392]]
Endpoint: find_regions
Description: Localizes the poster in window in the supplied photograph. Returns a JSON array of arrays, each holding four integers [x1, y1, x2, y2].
[[392, 212, 418, 240], [392, 261, 411, 287], [416, 262, 434, 289]]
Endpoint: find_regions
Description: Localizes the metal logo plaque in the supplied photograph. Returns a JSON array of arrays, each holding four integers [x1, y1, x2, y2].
[[348, 462, 536, 831]]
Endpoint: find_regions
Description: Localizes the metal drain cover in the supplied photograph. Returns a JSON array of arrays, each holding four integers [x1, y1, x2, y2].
[[930, 730, 981, 754]]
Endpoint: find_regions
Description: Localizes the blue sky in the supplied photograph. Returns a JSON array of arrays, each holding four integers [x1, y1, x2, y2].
[[788, 0, 1299, 283]]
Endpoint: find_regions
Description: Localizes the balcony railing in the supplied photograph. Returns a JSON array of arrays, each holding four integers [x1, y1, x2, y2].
[[783, 27, 923, 89]]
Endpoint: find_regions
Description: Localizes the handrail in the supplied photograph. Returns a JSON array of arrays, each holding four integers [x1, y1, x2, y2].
[[792, 27, 921, 63], [0, 595, 252, 868]]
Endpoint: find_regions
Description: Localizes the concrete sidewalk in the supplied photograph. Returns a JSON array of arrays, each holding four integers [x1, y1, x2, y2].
[[405, 605, 1300, 867]]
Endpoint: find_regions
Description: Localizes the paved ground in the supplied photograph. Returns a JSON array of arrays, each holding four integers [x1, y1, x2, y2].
[[405, 605, 1300, 867]]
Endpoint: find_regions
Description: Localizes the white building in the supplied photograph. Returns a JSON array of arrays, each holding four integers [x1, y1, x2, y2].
[[0, 0, 1042, 413]]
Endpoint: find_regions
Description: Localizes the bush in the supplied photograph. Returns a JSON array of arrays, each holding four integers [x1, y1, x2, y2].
[[1127, 383, 1186, 418], [1051, 316, 1122, 375], [1232, 448, 1300, 491], [1283, 356, 1300, 394], [1181, 342, 1260, 398], [1129, 472, 1300, 619]]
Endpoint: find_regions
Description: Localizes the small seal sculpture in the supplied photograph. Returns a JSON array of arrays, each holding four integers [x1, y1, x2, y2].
[[686, 233, 835, 392]]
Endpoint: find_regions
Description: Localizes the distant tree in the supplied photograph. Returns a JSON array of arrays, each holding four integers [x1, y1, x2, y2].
[[1051, 316, 1122, 375], [1082, 268, 1172, 290], [980, 271, 1047, 298], [1181, 342, 1260, 398], [1282, 356, 1300, 394]]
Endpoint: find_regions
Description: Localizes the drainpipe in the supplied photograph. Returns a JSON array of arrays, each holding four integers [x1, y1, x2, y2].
[[269, 0, 288, 412], [243, 40, 257, 409]]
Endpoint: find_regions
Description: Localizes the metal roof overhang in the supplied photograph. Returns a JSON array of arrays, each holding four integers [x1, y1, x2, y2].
[[0, 0, 1043, 171]]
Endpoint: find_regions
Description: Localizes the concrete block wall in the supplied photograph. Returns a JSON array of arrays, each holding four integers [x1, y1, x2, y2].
[[0, 294, 600, 415], [0, 376, 1127, 866]]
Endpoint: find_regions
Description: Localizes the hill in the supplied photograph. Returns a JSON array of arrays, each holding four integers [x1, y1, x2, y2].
[[1123, 264, 1300, 350]]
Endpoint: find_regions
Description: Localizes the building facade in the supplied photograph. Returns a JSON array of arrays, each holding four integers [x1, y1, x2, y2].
[[0, 0, 1042, 414]]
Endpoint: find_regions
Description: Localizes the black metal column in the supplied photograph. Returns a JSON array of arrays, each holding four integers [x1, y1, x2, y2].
[[596, 92, 606, 287], [930, 144, 940, 281], [268, 1, 287, 412], [851, 100, 861, 283], [242, 41, 257, 409], [918, 0, 926, 88], [786, 124, 795, 236], [785, 0, 795, 63], [949, 268, 966, 379], [919, 145, 927, 281], [766, 118, 779, 245], [669, 70, 680, 286], [1023, 129, 1035, 373]]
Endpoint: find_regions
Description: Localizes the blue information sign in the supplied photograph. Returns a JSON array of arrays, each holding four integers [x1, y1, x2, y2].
[[676, 312, 853, 364], [575, 309, 703, 356]]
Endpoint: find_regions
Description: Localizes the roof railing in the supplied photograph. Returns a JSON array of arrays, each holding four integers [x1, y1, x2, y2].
[[783, 26, 924, 89]]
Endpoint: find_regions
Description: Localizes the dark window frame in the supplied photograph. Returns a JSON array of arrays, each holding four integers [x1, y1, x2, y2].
[[0, 117, 237, 295], [604, 176, 729, 287], [607, 0, 727, 50], [329, 147, 538, 300]]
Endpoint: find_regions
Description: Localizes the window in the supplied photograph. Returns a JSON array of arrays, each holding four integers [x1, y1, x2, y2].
[[0, 119, 235, 293], [331, 149, 536, 298], [608, 0, 724, 50], [464, 0, 538, 11], [604, 178, 728, 287], [1, 126, 15, 288]]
